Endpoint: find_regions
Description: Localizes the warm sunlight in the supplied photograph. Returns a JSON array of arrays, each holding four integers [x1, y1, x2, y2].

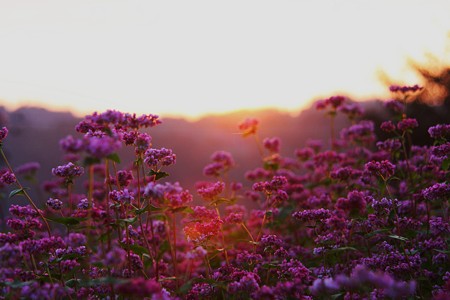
[[0, 0, 449, 119]]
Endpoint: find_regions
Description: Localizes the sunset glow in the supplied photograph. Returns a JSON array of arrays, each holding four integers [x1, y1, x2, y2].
[[0, 0, 449, 120]]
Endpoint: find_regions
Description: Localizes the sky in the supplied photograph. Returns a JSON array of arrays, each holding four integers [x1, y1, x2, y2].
[[0, 0, 449, 120]]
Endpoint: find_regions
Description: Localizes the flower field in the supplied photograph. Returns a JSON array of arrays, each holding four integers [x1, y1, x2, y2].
[[0, 86, 449, 299]]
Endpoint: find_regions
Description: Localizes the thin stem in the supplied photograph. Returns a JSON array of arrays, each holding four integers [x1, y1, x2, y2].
[[0, 147, 52, 237]]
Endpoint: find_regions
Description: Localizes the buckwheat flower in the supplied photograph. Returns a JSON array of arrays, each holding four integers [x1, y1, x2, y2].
[[183, 218, 223, 244], [310, 277, 340, 296], [116, 170, 134, 187], [429, 217, 450, 236], [9, 204, 40, 218], [263, 137, 281, 153], [364, 160, 396, 179], [0, 126, 8, 142], [211, 150, 235, 168], [389, 84, 423, 93], [86, 134, 122, 159], [15, 162, 40, 175], [52, 162, 84, 178], [330, 166, 362, 181], [65, 233, 87, 247], [124, 113, 161, 129], [104, 247, 127, 266], [144, 147, 176, 168], [135, 133, 152, 154], [189, 206, 218, 221], [230, 181, 243, 191], [292, 208, 331, 222], [238, 118, 259, 137], [165, 188, 193, 209], [371, 197, 394, 216], [0, 170, 16, 185], [338, 102, 363, 119], [224, 212, 244, 224], [202, 162, 223, 177], [278, 259, 310, 281], [336, 190, 368, 214], [59, 135, 85, 153], [428, 124, 450, 140], [228, 272, 260, 294], [109, 188, 135, 204], [397, 118, 418, 132], [431, 143, 450, 160], [197, 181, 225, 201], [316, 95, 346, 111], [189, 283, 215, 298], [422, 182, 450, 201], [384, 99, 405, 113], [340, 120, 375, 143], [380, 121, 396, 133], [376, 139, 402, 152], [46, 198, 63, 210], [294, 147, 314, 161]]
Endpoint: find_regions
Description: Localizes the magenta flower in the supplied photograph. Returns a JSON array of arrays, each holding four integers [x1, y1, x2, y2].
[[0, 126, 8, 142]]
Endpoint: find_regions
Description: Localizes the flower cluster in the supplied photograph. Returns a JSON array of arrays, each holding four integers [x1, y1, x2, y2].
[[0, 85, 448, 299]]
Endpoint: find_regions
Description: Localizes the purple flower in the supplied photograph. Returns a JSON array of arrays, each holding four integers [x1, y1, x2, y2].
[[52, 162, 84, 179], [0, 170, 16, 185], [340, 121, 375, 143], [428, 124, 450, 140], [109, 189, 135, 204], [59, 135, 85, 153], [376, 139, 402, 152], [292, 208, 331, 222], [364, 160, 396, 179], [134, 132, 152, 154], [263, 137, 281, 153], [422, 182, 450, 201], [384, 99, 405, 113], [389, 84, 423, 93], [397, 118, 418, 132], [197, 181, 225, 201], [0, 126, 8, 142], [15, 162, 40, 175], [46, 198, 63, 210], [144, 147, 176, 168], [86, 134, 122, 159]]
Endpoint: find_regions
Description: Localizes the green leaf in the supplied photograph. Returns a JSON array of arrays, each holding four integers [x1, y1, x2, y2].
[[388, 235, 409, 242], [9, 188, 27, 198], [107, 153, 121, 164], [135, 204, 149, 215], [434, 249, 450, 254], [169, 206, 193, 214], [2, 280, 33, 288], [118, 216, 137, 224], [442, 157, 450, 170], [46, 217, 85, 226], [328, 246, 358, 254], [149, 170, 169, 181], [65, 278, 81, 288], [209, 197, 232, 206]]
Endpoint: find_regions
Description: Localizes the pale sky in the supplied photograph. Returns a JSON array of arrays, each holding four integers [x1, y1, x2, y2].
[[0, 0, 449, 120]]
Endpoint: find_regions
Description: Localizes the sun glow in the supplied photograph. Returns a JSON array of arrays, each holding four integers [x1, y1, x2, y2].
[[0, 0, 449, 120]]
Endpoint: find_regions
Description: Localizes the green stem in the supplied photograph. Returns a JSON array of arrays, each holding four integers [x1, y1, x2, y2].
[[0, 147, 52, 237]]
